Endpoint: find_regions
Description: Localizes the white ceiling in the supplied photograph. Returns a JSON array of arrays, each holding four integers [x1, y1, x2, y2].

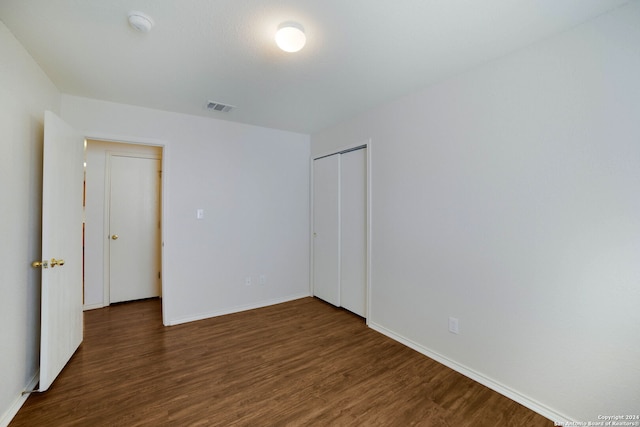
[[0, 0, 631, 134]]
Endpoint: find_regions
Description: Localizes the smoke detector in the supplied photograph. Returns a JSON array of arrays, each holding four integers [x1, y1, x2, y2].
[[128, 11, 154, 33]]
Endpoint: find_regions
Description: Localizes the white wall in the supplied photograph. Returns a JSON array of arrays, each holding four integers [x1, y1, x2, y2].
[[61, 96, 311, 325], [0, 21, 61, 426], [311, 2, 640, 423]]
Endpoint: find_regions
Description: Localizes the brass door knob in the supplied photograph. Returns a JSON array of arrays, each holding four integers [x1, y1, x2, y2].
[[111, 234, 119, 240], [32, 260, 50, 268]]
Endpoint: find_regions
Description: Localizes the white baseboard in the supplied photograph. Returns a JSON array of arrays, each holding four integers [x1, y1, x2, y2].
[[83, 302, 105, 311], [0, 370, 39, 427], [165, 293, 311, 326], [368, 321, 575, 425]]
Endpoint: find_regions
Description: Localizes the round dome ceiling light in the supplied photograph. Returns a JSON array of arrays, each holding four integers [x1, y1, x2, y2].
[[128, 11, 155, 33], [275, 22, 306, 53]]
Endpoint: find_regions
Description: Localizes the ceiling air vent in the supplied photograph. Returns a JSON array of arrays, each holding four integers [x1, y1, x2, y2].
[[205, 100, 236, 113]]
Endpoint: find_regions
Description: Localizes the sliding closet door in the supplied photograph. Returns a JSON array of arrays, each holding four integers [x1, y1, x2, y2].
[[313, 147, 367, 316], [312, 154, 341, 306], [340, 148, 366, 317]]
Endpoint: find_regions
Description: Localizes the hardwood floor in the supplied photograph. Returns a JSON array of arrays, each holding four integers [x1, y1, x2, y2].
[[11, 297, 552, 426]]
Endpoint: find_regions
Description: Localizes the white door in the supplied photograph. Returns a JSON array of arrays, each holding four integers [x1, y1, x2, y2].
[[36, 111, 84, 391], [108, 155, 161, 303], [312, 154, 341, 306], [340, 148, 367, 317]]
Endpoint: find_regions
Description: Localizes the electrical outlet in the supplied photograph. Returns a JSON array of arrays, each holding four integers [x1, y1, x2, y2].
[[245, 277, 252, 286], [259, 275, 266, 285], [448, 317, 460, 334]]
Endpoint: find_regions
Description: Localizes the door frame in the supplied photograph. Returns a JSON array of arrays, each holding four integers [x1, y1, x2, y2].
[[310, 138, 372, 323], [104, 151, 162, 305], [84, 133, 168, 325]]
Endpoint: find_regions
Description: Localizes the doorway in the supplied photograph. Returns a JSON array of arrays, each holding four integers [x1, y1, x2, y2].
[[84, 140, 163, 310]]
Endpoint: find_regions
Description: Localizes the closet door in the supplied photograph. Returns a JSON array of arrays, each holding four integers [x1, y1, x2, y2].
[[312, 154, 341, 306], [340, 148, 366, 317]]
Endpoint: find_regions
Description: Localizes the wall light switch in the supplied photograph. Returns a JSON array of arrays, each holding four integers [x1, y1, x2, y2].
[[449, 317, 460, 334], [196, 209, 204, 219]]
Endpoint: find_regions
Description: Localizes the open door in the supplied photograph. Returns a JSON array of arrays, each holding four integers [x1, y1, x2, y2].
[[32, 111, 84, 391]]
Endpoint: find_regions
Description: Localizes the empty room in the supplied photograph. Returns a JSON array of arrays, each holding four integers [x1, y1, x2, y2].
[[1, 1, 639, 426]]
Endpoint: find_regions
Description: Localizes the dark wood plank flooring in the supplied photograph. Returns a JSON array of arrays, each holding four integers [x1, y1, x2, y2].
[[11, 297, 552, 426]]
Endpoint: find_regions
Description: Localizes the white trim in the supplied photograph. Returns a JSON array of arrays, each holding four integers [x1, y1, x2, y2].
[[165, 293, 311, 326], [106, 151, 161, 160], [337, 153, 342, 307], [80, 131, 166, 148], [160, 145, 168, 326], [365, 139, 372, 324], [82, 302, 105, 311], [308, 156, 314, 298], [0, 370, 39, 427], [102, 153, 111, 306], [368, 321, 575, 425]]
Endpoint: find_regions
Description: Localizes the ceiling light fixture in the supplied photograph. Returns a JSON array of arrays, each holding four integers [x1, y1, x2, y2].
[[128, 11, 154, 33], [275, 22, 306, 53]]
